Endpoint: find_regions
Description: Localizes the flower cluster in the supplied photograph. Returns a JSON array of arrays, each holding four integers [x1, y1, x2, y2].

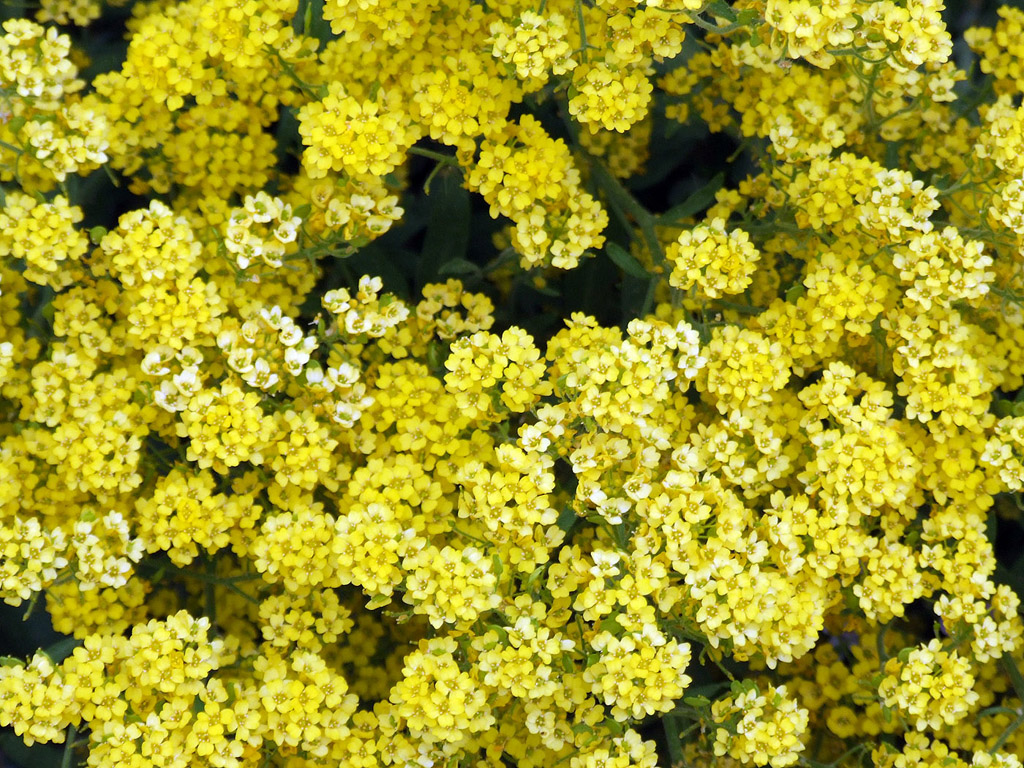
[[2, 3, 1024, 768]]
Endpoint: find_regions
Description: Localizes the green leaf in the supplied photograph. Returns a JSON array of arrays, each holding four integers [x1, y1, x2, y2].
[[437, 258, 480, 277], [603, 718, 623, 735], [41, 637, 81, 665], [663, 713, 684, 767], [555, 506, 578, 534], [729, 678, 758, 697], [885, 140, 900, 168], [417, 168, 471, 287], [484, 624, 509, 643], [366, 594, 391, 610], [605, 242, 650, 279], [659, 173, 725, 226], [0, 733, 64, 768], [345, 243, 410, 295], [995, 400, 1015, 418], [785, 284, 807, 303], [684, 695, 711, 708], [523, 565, 546, 593], [706, 0, 738, 22]]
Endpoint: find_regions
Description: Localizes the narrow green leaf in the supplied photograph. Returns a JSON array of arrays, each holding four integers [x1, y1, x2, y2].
[[60, 726, 77, 768], [484, 624, 509, 643], [417, 168, 470, 288], [555, 506, 577, 534], [1002, 655, 1024, 700], [707, 0, 738, 22], [437, 258, 480, 277], [605, 242, 650, 279], [659, 173, 725, 226], [785, 284, 807, 303], [663, 713, 684, 767], [604, 718, 623, 736], [0, 733, 64, 768], [41, 637, 81, 665]]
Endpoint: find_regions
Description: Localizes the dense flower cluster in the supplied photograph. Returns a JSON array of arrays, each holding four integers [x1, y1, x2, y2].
[[1, 2, 1024, 768]]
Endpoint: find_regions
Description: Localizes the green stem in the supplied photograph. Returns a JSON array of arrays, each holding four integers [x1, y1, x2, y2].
[[990, 709, 1024, 753], [688, 14, 746, 34], [876, 620, 891, 664], [259, 745, 278, 768], [138, 558, 263, 588], [710, 299, 764, 316], [640, 276, 659, 317], [451, 523, 489, 547], [205, 556, 217, 629], [265, 45, 321, 100], [407, 146, 459, 165], [574, 0, 589, 62]]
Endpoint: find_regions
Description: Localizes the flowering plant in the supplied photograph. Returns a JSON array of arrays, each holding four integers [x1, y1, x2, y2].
[[1, 2, 1024, 768]]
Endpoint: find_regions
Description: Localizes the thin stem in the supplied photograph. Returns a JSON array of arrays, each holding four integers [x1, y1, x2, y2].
[[265, 45, 320, 101], [876, 621, 891, 664], [451, 523, 489, 547], [222, 581, 261, 606], [686, 13, 746, 35], [711, 299, 764, 316], [574, 0, 589, 63], [22, 590, 42, 621], [205, 556, 218, 629], [640, 275, 659, 317], [990, 709, 1024, 754], [407, 146, 459, 165]]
